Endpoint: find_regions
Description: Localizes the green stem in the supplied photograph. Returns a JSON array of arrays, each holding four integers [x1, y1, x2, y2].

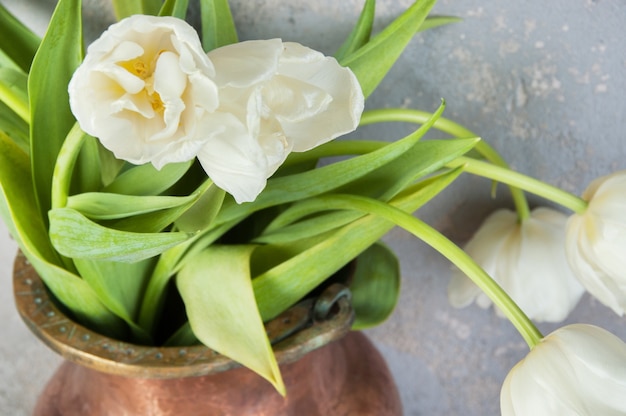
[[51, 123, 86, 210], [48, 123, 86, 273], [317, 194, 543, 348], [0, 78, 29, 122], [360, 108, 531, 221], [448, 157, 588, 214]]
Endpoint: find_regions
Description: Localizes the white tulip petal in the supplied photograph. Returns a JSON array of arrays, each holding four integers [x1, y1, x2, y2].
[[68, 15, 220, 173], [279, 43, 364, 151], [449, 207, 584, 322], [202, 39, 363, 202], [209, 39, 282, 88], [197, 113, 270, 204], [154, 51, 187, 98], [188, 72, 220, 113], [565, 170, 626, 316], [501, 324, 626, 416], [263, 75, 332, 123]]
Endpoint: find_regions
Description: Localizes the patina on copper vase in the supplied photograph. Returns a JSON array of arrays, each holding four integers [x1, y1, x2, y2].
[[13, 252, 402, 415]]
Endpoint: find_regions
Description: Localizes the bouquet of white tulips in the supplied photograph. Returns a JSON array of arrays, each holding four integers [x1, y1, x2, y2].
[[1, 0, 625, 412]]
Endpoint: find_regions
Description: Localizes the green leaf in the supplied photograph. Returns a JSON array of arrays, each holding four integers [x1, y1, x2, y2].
[[101, 178, 214, 233], [253, 167, 463, 321], [256, 211, 364, 245], [112, 0, 163, 19], [335, 138, 478, 200], [73, 135, 103, 194], [97, 146, 125, 188], [350, 242, 400, 329], [255, 136, 477, 245], [50, 123, 88, 210], [175, 183, 225, 232], [0, 99, 29, 154], [49, 208, 191, 262], [164, 322, 197, 346], [0, 2, 40, 72], [103, 161, 192, 196], [73, 258, 154, 343], [67, 192, 200, 220], [28, 0, 83, 223], [0, 131, 124, 337], [0, 67, 28, 121], [177, 246, 285, 394], [419, 15, 462, 32], [335, 0, 375, 61], [200, 0, 238, 52], [137, 219, 237, 335], [340, 0, 438, 98], [159, 0, 189, 19]]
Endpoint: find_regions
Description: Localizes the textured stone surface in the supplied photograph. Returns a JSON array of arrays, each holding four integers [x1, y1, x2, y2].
[[1, 0, 625, 415]]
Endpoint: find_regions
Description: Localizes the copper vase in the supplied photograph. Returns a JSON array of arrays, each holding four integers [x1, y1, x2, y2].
[[13, 253, 402, 415]]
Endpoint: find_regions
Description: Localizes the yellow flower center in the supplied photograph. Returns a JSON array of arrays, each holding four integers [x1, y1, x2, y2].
[[120, 58, 149, 79], [150, 91, 164, 113], [119, 55, 166, 114]]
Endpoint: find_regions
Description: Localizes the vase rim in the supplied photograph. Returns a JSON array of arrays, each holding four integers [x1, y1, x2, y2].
[[12, 251, 354, 379]]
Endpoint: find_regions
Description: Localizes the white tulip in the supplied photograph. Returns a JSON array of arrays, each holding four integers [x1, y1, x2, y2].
[[448, 207, 584, 322], [69, 15, 219, 169], [501, 324, 626, 416], [201, 39, 364, 203], [566, 170, 626, 315]]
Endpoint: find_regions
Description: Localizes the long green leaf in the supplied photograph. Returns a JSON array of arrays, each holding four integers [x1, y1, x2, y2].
[[420, 15, 462, 32], [175, 184, 225, 232], [67, 192, 200, 220], [29, 0, 83, 223], [0, 67, 28, 121], [112, 0, 163, 19], [177, 246, 285, 394], [334, 0, 375, 61], [97, 145, 125, 187], [199, 0, 238, 52], [253, 168, 463, 320], [159, 0, 190, 18], [74, 258, 154, 343], [350, 242, 400, 329], [252, 168, 465, 267], [137, 219, 237, 335], [0, 99, 29, 154], [102, 178, 213, 233], [340, 0, 438, 98], [0, 2, 40, 72], [0, 131, 124, 337], [256, 211, 364, 245], [335, 138, 479, 200], [50, 123, 88, 210], [49, 208, 191, 262], [73, 135, 103, 194], [255, 136, 477, 245], [103, 161, 192, 195]]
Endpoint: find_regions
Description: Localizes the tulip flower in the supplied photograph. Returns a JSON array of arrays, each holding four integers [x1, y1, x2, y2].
[[501, 324, 626, 415], [566, 170, 626, 315], [201, 39, 364, 203], [69, 15, 220, 169], [448, 207, 584, 322]]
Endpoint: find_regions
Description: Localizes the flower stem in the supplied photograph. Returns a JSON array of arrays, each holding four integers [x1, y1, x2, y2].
[[448, 157, 588, 214], [51, 123, 86, 210], [360, 108, 531, 221], [0, 78, 29, 122], [315, 194, 543, 348]]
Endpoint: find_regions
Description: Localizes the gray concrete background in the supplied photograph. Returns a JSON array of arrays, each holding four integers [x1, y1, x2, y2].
[[1, 0, 625, 414]]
